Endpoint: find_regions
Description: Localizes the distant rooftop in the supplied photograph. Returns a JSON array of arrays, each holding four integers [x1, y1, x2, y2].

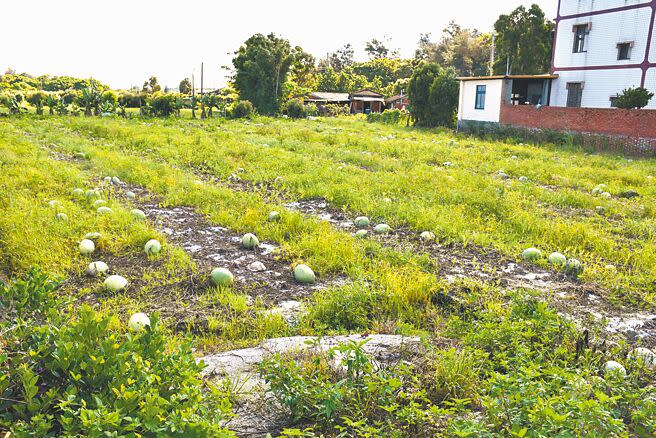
[[458, 74, 559, 81]]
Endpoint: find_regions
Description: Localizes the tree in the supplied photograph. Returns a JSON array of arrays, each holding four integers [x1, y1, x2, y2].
[[365, 37, 398, 59], [408, 63, 458, 127], [142, 76, 161, 94], [414, 23, 492, 77], [26, 91, 47, 115], [77, 86, 102, 116], [427, 67, 459, 128], [232, 33, 295, 114], [45, 93, 58, 115], [493, 4, 554, 75], [179, 78, 192, 95], [614, 87, 654, 109], [286, 47, 317, 98], [319, 44, 354, 72]]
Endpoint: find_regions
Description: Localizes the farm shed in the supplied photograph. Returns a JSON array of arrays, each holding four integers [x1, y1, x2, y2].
[[304, 92, 351, 105], [349, 89, 385, 114]]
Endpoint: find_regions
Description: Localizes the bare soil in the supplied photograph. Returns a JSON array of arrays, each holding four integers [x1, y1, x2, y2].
[[285, 197, 656, 348]]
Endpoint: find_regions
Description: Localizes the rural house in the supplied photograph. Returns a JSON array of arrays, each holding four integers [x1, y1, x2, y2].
[[303, 90, 385, 114], [385, 93, 410, 110], [456, 0, 656, 152], [349, 89, 385, 114]]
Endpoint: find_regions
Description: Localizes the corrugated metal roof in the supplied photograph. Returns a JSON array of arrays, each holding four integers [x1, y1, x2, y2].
[[458, 74, 559, 81], [306, 92, 350, 101]]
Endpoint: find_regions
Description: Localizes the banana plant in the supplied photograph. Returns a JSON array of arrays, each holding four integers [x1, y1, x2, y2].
[[55, 97, 68, 115], [45, 93, 58, 115], [99, 100, 115, 115], [116, 103, 127, 118], [78, 86, 102, 116], [5, 95, 26, 115]]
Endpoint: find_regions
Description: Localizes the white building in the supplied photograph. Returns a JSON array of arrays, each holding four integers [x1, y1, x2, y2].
[[550, 0, 656, 109], [457, 74, 557, 126], [457, 0, 656, 127]]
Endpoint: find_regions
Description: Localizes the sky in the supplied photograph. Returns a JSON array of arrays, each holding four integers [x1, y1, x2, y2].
[[3, 0, 556, 90]]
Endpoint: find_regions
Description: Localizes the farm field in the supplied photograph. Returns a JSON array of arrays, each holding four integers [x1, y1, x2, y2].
[[2, 114, 656, 436]]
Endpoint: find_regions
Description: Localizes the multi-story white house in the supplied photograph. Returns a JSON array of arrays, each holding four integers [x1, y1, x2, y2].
[[550, 0, 656, 109]]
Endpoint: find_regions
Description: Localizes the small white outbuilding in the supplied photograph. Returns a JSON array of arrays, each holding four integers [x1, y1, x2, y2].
[[456, 74, 557, 128]]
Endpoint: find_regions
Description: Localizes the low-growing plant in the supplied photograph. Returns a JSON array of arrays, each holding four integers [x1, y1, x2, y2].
[[0, 270, 235, 436]]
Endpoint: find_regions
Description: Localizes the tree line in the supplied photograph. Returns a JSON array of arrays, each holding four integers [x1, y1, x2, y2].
[[1, 4, 559, 125]]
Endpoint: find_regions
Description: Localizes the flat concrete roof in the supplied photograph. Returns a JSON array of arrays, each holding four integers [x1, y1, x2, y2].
[[458, 74, 559, 81]]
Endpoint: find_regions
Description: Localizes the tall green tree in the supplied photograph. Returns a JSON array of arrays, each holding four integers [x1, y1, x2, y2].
[[179, 78, 192, 95], [232, 33, 295, 115], [286, 47, 317, 98], [415, 23, 492, 77], [318, 44, 354, 72], [408, 64, 458, 128], [493, 4, 554, 75], [365, 37, 399, 60], [142, 76, 161, 94]]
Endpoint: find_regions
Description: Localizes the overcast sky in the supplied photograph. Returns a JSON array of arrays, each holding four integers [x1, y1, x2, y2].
[[3, 0, 556, 90]]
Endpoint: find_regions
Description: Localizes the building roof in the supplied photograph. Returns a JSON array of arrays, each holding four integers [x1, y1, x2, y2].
[[385, 94, 407, 104], [457, 74, 559, 81], [350, 89, 384, 97], [305, 92, 350, 102]]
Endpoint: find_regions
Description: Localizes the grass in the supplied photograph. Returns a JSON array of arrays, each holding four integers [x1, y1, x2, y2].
[[8, 114, 656, 306], [1, 113, 655, 436]]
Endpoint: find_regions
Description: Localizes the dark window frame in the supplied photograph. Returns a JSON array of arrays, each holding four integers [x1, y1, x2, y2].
[[617, 42, 632, 60], [566, 82, 583, 108], [572, 24, 589, 53], [475, 85, 486, 110]]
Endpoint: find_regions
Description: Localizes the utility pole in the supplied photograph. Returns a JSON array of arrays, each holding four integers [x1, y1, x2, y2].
[[191, 72, 196, 119], [490, 33, 496, 76], [200, 62, 206, 119]]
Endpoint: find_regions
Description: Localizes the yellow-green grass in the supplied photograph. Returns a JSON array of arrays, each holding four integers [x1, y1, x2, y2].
[[8, 114, 655, 308], [0, 117, 446, 349], [3, 114, 656, 436]]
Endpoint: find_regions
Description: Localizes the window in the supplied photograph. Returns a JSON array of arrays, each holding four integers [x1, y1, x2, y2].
[[566, 82, 583, 108], [572, 24, 589, 53], [475, 85, 486, 110], [610, 95, 619, 107], [617, 42, 633, 60]]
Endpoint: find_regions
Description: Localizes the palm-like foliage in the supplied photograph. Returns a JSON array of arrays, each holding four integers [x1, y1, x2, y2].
[[99, 100, 116, 115], [45, 94, 58, 115], [78, 86, 102, 116]]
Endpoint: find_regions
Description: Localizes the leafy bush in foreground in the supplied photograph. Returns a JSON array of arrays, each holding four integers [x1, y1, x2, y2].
[[0, 270, 234, 436], [263, 293, 656, 437]]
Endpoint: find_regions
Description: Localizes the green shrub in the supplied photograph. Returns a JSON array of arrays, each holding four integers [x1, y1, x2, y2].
[[101, 90, 118, 106], [230, 100, 255, 118], [0, 270, 234, 436], [260, 339, 440, 436], [366, 109, 409, 125], [147, 92, 181, 117], [284, 98, 307, 118], [118, 91, 146, 108], [613, 87, 654, 109], [321, 104, 350, 117]]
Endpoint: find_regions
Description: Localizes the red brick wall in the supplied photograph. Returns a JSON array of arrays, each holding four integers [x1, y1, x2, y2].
[[500, 105, 656, 138]]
